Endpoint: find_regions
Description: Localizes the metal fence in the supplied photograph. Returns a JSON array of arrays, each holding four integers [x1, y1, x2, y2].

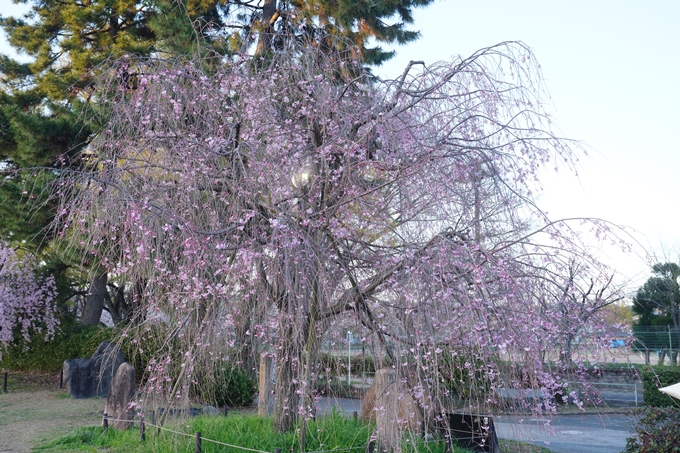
[[631, 325, 680, 351]]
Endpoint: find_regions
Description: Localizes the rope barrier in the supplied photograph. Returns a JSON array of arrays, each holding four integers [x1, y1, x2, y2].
[[101, 414, 368, 453], [304, 446, 367, 453]]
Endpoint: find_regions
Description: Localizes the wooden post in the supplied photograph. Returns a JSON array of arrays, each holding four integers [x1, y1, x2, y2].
[[140, 415, 145, 442], [444, 435, 451, 453], [258, 352, 273, 416], [195, 432, 202, 453], [102, 413, 109, 429], [366, 440, 375, 453], [353, 411, 358, 422], [3, 372, 7, 393], [59, 368, 63, 389], [151, 410, 156, 426]]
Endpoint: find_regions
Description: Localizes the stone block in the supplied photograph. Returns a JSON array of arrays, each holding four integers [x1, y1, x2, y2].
[[104, 362, 136, 430], [91, 340, 126, 397], [62, 340, 126, 398], [362, 369, 423, 453], [63, 358, 93, 399]]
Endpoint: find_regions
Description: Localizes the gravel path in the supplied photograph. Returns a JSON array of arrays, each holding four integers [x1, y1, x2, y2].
[[0, 374, 104, 453]]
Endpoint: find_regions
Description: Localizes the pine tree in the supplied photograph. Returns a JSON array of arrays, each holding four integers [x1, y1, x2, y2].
[[1, 0, 434, 325]]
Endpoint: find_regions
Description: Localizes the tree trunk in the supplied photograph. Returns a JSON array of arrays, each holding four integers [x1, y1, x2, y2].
[[274, 319, 301, 433], [81, 271, 107, 325], [658, 349, 667, 365], [255, 0, 277, 56]]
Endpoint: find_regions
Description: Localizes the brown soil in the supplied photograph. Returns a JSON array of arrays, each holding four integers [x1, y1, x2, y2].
[[0, 372, 104, 453]]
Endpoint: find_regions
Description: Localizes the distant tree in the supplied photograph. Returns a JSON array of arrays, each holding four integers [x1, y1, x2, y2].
[[632, 262, 680, 364], [541, 262, 623, 364], [0, 242, 58, 351]]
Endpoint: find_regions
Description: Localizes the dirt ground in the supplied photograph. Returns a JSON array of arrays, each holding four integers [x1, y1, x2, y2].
[[0, 372, 105, 453]]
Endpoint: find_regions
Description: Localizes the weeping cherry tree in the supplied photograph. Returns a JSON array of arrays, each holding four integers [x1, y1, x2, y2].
[[53, 38, 624, 435]]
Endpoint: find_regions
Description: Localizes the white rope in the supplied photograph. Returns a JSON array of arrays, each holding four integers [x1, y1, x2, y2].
[[101, 415, 366, 453], [144, 420, 272, 453]]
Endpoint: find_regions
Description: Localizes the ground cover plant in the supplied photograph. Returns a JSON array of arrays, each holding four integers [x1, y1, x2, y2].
[[624, 406, 680, 453], [34, 412, 473, 453]]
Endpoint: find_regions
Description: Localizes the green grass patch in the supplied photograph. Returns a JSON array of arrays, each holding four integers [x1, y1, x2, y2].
[[35, 411, 477, 453], [498, 439, 552, 453]]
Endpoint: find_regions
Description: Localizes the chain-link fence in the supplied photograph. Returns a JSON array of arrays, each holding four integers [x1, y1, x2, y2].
[[631, 325, 680, 351]]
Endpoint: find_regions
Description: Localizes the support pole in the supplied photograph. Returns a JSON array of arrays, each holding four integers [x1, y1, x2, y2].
[[258, 353, 273, 416]]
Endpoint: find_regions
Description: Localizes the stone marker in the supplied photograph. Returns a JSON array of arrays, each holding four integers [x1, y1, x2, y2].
[[362, 369, 424, 453], [63, 340, 126, 398], [104, 362, 136, 430]]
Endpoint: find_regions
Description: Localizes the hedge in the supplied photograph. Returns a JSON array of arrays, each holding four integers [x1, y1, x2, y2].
[[641, 366, 680, 407], [0, 322, 113, 372]]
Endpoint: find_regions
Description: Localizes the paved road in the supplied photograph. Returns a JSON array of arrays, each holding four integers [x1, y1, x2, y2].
[[495, 413, 634, 453], [316, 398, 636, 453]]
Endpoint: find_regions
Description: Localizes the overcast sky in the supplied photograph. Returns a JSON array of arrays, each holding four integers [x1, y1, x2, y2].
[[373, 0, 680, 288], [2, 0, 679, 289]]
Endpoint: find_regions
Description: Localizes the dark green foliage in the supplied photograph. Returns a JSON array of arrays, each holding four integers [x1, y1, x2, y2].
[[437, 350, 493, 401], [625, 407, 680, 453], [319, 352, 377, 375], [641, 367, 680, 408], [0, 321, 112, 372], [292, 0, 435, 65], [633, 262, 680, 325], [198, 364, 257, 408]]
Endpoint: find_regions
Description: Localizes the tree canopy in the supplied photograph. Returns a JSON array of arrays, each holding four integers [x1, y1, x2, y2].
[[633, 262, 680, 327], [0, 242, 58, 350], [0, 0, 434, 326], [53, 37, 624, 435]]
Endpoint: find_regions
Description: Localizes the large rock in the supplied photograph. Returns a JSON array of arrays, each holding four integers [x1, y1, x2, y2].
[[63, 358, 92, 399], [63, 341, 126, 398], [91, 341, 126, 397], [362, 369, 424, 453], [104, 362, 136, 430]]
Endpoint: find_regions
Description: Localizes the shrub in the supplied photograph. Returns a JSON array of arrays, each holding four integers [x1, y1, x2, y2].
[[625, 407, 680, 453], [641, 367, 680, 407], [437, 349, 493, 401], [318, 353, 377, 376], [197, 364, 257, 408], [0, 321, 111, 372]]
